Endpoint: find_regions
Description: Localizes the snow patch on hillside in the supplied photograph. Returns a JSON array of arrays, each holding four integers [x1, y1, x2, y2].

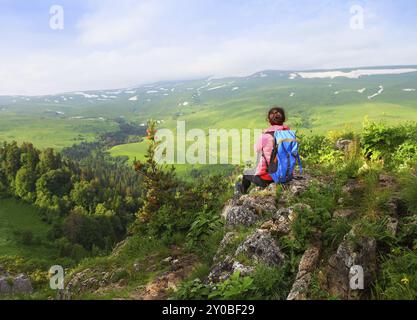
[[129, 96, 138, 101], [368, 86, 384, 99], [75, 92, 99, 99], [357, 88, 366, 93], [207, 84, 227, 91], [403, 88, 416, 92], [296, 68, 417, 79]]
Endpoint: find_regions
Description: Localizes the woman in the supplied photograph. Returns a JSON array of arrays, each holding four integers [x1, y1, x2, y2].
[[236, 106, 290, 194]]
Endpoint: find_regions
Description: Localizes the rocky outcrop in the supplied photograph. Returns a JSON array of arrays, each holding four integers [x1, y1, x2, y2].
[[235, 229, 285, 266], [260, 207, 298, 236], [211, 175, 315, 287], [285, 174, 313, 197], [222, 192, 277, 227], [287, 242, 322, 300], [325, 230, 377, 300], [208, 229, 285, 283], [0, 273, 33, 296]]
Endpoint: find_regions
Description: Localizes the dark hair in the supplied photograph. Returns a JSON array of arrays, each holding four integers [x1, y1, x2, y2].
[[268, 106, 286, 124]]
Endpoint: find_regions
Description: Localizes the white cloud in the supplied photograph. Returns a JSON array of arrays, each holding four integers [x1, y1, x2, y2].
[[0, 0, 417, 95]]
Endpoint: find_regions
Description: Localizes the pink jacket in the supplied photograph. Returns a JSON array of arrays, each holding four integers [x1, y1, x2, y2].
[[255, 125, 290, 176]]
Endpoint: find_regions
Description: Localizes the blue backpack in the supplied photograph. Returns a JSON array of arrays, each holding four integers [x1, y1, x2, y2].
[[263, 130, 303, 184]]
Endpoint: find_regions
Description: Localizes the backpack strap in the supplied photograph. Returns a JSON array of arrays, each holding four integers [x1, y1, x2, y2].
[[261, 132, 276, 168], [297, 154, 303, 174]]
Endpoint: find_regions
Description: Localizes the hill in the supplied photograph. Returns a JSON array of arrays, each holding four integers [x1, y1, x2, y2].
[[1, 66, 417, 155]]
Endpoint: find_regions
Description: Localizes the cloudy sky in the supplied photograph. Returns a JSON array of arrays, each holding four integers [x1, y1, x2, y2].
[[1, 0, 417, 95]]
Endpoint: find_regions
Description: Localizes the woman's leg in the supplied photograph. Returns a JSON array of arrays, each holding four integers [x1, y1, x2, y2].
[[241, 175, 272, 193]]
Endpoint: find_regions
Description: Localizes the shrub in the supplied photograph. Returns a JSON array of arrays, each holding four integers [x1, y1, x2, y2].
[[392, 142, 417, 169], [361, 121, 417, 166], [186, 210, 224, 249], [299, 134, 343, 165], [373, 249, 417, 300]]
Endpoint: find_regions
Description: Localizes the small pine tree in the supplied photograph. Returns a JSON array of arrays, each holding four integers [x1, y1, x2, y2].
[[133, 120, 178, 225]]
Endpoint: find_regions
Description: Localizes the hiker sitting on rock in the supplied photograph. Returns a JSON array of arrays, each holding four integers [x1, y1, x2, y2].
[[236, 106, 291, 194]]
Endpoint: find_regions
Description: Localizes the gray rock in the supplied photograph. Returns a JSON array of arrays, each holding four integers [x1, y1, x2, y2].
[[209, 230, 285, 283], [260, 218, 291, 236], [287, 242, 321, 300], [13, 274, 33, 294], [208, 256, 235, 283], [336, 139, 352, 152], [0, 274, 33, 296], [213, 232, 237, 263], [287, 174, 312, 197], [231, 261, 255, 277], [235, 229, 285, 267], [223, 192, 277, 227], [239, 194, 277, 215], [224, 205, 261, 227], [326, 231, 377, 300], [0, 277, 13, 295]]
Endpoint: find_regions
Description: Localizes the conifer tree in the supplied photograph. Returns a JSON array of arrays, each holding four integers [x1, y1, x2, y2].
[[133, 120, 178, 224]]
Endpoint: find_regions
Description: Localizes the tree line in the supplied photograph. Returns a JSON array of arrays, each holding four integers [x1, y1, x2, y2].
[[0, 140, 143, 257]]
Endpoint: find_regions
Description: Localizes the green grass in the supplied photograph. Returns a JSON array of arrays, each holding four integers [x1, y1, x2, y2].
[[0, 116, 118, 150], [309, 102, 417, 134], [0, 198, 57, 260]]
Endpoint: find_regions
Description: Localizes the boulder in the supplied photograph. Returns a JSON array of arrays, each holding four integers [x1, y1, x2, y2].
[[224, 205, 261, 227], [208, 255, 235, 283], [209, 229, 285, 283], [222, 192, 276, 227], [326, 231, 376, 300], [0, 274, 33, 296], [0, 277, 12, 296], [287, 242, 321, 300], [12, 274, 33, 294], [235, 229, 285, 267], [261, 209, 292, 236]]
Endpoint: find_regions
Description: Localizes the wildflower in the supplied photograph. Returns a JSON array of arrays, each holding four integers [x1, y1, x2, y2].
[[401, 277, 410, 285]]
